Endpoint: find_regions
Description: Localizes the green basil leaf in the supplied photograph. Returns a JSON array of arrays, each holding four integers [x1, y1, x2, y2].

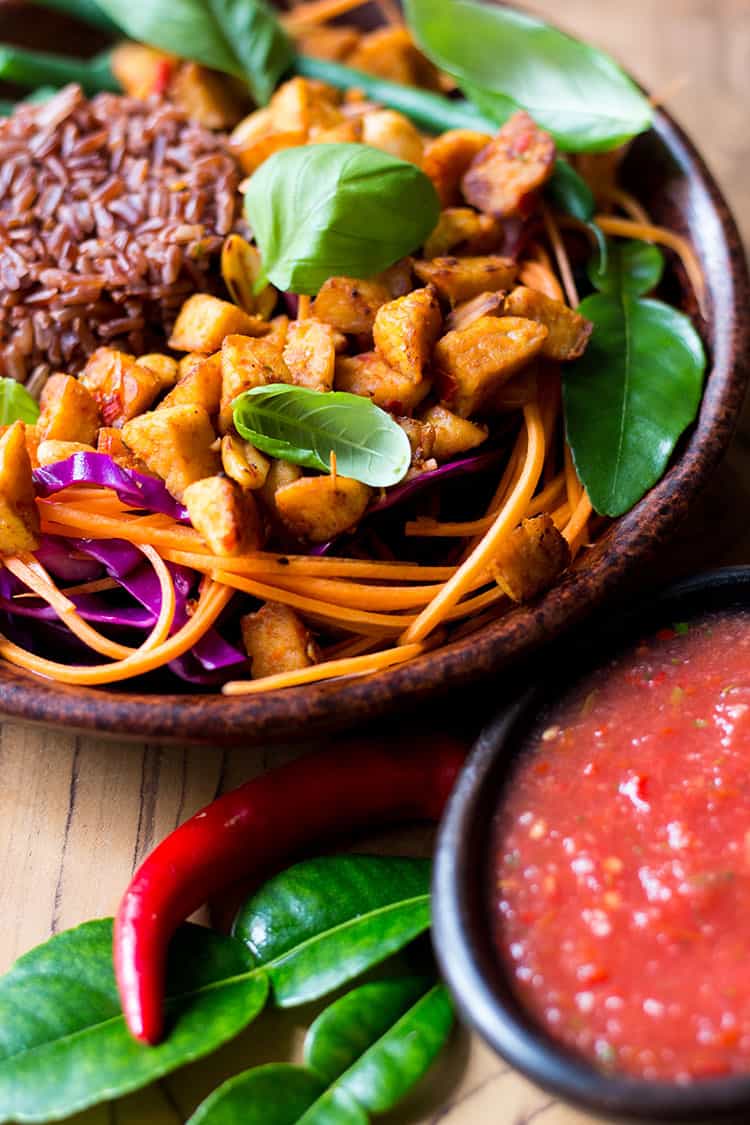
[[244, 143, 440, 294], [404, 0, 653, 152], [564, 292, 706, 517], [0, 919, 268, 1123], [233, 384, 411, 488], [0, 378, 39, 426], [588, 238, 665, 296], [545, 159, 595, 221], [233, 856, 432, 1007], [94, 0, 292, 105], [187, 981, 453, 1123]]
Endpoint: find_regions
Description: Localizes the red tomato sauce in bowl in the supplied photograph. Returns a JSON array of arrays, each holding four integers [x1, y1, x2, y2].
[[491, 611, 750, 1083]]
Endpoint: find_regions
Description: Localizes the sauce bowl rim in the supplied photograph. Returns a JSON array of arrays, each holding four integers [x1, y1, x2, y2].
[[433, 565, 750, 1122]]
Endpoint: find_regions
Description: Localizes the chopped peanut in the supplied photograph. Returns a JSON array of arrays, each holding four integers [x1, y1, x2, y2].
[[241, 602, 318, 680], [462, 112, 556, 218], [220, 335, 291, 433], [37, 440, 96, 466], [491, 514, 571, 602], [414, 256, 517, 305], [122, 405, 219, 500], [221, 433, 270, 491], [168, 294, 269, 354], [424, 208, 502, 259], [435, 316, 548, 416], [38, 373, 99, 444], [283, 318, 338, 392], [335, 352, 431, 414], [183, 475, 262, 556], [0, 422, 39, 554], [161, 353, 222, 415], [422, 129, 493, 207], [275, 474, 372, 543], [312, 277, 392, 336], [421, 404, 488, 461], [502, 287, 593, 361], [80, 349, 160, 429]]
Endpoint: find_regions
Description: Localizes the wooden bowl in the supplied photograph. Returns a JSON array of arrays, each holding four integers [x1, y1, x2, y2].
[[0, 11, 748, 744]]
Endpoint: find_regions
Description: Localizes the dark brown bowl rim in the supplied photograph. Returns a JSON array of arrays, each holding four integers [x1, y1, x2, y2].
[[1, 102, 748, 744], [432, 565, 750, 1123]]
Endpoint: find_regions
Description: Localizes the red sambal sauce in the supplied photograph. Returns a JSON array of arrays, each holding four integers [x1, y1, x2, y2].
[[492, 612, 750, 1082]]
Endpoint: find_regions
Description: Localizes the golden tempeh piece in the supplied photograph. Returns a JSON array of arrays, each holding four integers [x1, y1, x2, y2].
[[122, 405, 219, 500], [38, 373, 100, 445], [161, 353, 222, 415], [219, 335, 291, 433], [421, 404, 488, 461], [502, 287, 593, 361], [462, 111, 556, 218], [335, 352, 431, 414], [422, 128, 493, 207], [275, 475, 372, 543], [491, 514, 571, 603], [241, 602, 319, 680], [424, 208, 501, 259], [283, 318, 338, 392], [169, 294, 269, 354], [414, 256, 517, 305], [183, 475, 262, 556], [80, 349, 161, 429], [435, 316, 548, 416], [373, 286, 442, 381], [312, 277, 392, 335], [0, 422, 39, 555]]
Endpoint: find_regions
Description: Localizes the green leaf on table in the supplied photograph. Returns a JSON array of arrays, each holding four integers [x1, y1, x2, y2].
[[0, 378, 39, 426], [244, 143, 440, 294], [187, 980, 453, 1123], [563, 239, 706, 517], [233, 856, 432, 1007], [94, 0, 292, 105], [404, 0, 653, 152], [233, 384, 411, 488], [0, 919, 268, 1123]]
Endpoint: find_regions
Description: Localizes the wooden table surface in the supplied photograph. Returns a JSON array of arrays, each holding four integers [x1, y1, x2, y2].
[[3, 3, 750, 1123]]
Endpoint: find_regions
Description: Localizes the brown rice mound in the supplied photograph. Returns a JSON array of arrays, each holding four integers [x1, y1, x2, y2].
[[0, 84, 242, 389]]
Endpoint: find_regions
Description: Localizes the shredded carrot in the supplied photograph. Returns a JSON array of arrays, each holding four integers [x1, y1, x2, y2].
[[594, 215, 707, 317], [282, 0, 368, 32], [55, 577, 120, 597], [564, 443, 582, 510], [297, 294, 312, 320], [401, 403, 546, 644], [600, 187, 650, 224], [223, 642, 423, 695], [329, 449, 337, 486], [542, 204, 579, 308], [158, 547, 456, 583], [519, 259, 565, 302], [563, 491, 594, 556]]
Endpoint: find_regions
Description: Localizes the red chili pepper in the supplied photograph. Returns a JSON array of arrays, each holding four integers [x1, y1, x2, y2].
[[114, 733, 468, 1045]]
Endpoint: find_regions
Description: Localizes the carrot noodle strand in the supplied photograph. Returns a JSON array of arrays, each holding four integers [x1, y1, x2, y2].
[[222, 642, 423, 695], [542, 204, 579, 308], [594, 215, 707, 317], [563, 491, 594, 557], [283, 0, 368, 31], [564, 443, 582, 510], [401, 403, 546, 644], [519, 259, 565, 302], [600, 187, 650, 224]]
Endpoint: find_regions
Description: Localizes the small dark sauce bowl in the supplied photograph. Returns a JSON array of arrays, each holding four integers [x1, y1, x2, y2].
[[433, 567, 750, 1123]]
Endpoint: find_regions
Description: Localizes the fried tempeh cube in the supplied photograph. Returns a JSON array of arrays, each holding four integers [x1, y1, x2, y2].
[[168, 294, 269, 354], [137, 353, 180, 390], [161, 352, 222, 415], [424, 208, 502, 259], [97, 426, 150, 473], [435, 315, 548, 416], [312, 277, 392, 335], [283, 318, 338, 392], [169, 61, 246, 130], [37, 373, 100, 445], [335, 352, 431, 414], [241, 602, 319, 680], [462, 111, 556, 218], [275, 475, 372, 543], [422, 129, 493, 206], [221, 434, 271, 492], [361, 109, 424, 166], [414, 256, 517, 305], [183, 474, 262, 556], [122, 405, 219, 500], [80, 349, 161, 429], [502, 287, 593, 361], [420, 404, 488, 461], [220, 335, 291, 433], [0, 422, 39, 554], [491, 514, 571, 603], [398, 416, 436, 466], [373, 286, 442, 381]]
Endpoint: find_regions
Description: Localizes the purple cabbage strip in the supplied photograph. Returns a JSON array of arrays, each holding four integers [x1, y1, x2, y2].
[[36, 535, 103, 583], [33, 452, 188, 521]]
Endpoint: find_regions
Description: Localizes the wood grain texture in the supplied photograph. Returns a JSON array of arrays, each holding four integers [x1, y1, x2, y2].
[[1, 2, 749, 1123]]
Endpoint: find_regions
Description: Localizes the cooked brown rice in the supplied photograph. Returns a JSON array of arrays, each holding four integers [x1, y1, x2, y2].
[[0, 84, 242, 388]]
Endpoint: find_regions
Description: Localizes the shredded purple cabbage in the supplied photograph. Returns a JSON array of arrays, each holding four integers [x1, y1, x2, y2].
[[33, 453, 188, 521]]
